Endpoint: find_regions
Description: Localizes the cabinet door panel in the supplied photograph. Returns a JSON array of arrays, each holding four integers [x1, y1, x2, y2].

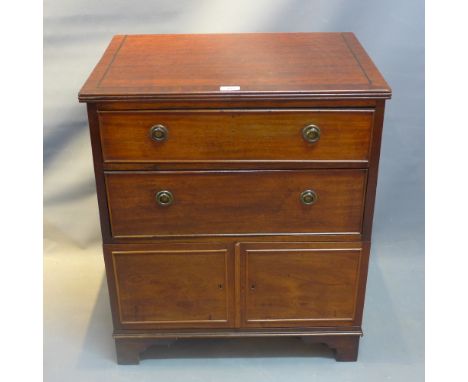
[[240, 242, 366, 328], [106, 243, 235, 329]]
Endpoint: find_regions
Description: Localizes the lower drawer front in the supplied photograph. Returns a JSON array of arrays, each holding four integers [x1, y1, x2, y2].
[[105, 170, 367, 238]]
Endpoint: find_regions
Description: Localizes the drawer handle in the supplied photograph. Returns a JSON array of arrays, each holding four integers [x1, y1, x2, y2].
[[156, 190, 174, 206], [150, 124, 168, 142], [302, 124, 321, 143], [300, 190, 318, 205]]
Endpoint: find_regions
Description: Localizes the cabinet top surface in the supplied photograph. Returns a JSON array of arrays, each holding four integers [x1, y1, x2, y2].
[[78, 32, 391, 102]]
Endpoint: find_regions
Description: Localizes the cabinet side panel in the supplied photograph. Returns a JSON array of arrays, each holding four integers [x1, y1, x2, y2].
[[86, 103, 112, 241], [362, 100, 386, 240], [353, 241, 371, 325]]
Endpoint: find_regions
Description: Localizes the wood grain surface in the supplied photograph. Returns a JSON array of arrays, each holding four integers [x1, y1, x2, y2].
[[79, 33, 391, 101], [105, 170, 367, 238], [240, 242, 364, 327], [99, 109, 374, 163], [110, 244, 235, 328]]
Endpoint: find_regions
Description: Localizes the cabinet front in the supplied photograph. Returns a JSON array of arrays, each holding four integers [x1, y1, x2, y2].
[[107, 244, 235, 329], [239, 242, 365, 328]]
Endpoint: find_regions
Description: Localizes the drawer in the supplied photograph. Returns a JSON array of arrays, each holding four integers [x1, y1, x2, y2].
[[99, 110, 374, 163], [106, 243, 235, 329], [239, 242, 367, 327], [105, 170, 367, 238]]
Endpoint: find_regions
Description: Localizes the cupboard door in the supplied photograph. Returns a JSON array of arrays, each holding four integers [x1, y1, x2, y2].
[[239, 242, 367, 328], [106, 243, 235, 329]]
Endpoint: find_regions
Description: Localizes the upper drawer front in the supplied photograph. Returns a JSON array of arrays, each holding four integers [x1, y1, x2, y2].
[[99, 110, 374, 163], [105, 170, 367, 238]]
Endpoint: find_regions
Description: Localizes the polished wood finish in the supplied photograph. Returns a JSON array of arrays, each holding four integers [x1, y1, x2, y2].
[[96, 98, 379, 111], [86, 103, 113, 241], [240, 242, 365, 327], [108, 243, 234, 329], [99, 109, 374, 164], [79, 33, 391, 364], [105, 170, 367, 237], [113, 331, 362, 365], [79, 33, 390, 101]]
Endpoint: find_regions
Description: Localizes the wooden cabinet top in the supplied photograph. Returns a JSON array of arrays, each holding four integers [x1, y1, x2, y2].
[[79, 32, 391, 102]]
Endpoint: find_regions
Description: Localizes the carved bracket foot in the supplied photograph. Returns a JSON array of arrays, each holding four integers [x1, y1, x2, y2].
[[302, 335, 360, 362], [115, 338, 176, 365]]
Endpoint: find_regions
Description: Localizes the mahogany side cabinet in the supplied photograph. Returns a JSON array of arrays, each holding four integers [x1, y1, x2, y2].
[[78, 32, 391, 364]]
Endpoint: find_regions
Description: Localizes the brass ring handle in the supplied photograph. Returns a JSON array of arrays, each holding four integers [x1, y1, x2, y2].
[[150, 124, 168, 142], [156, 190, 174, 206], [300, 190, 318, 205], [302, 124, 321, 143]]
